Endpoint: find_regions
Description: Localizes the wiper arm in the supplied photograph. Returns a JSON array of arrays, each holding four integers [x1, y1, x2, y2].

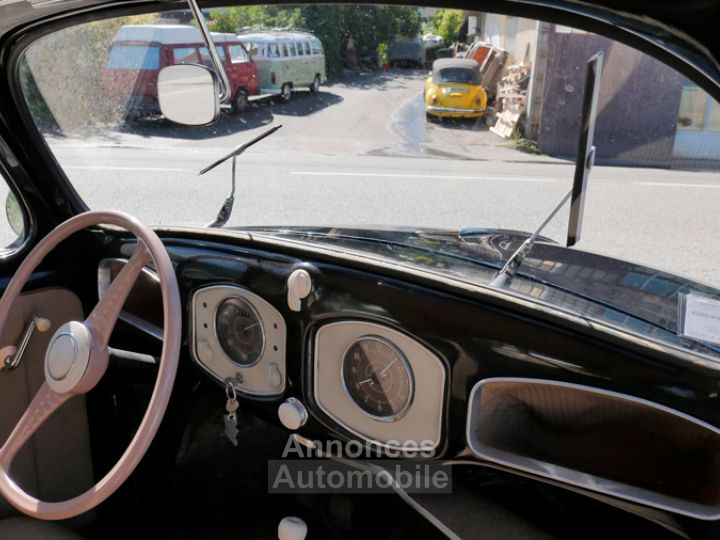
[[490, 189, 572, 288], [200, 124, 282, 228], [490, 51, 603, 288]]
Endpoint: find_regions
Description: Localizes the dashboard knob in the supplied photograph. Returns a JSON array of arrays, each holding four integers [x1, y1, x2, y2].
[[267, 362, 283, 389], [278, 398, 308, 431], [278, 516, 307, 540], [197, 339, 213, 363], [287, 269, 312, 312]]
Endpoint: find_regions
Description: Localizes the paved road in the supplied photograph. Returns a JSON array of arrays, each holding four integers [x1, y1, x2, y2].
[[7, 71, 720, 286]]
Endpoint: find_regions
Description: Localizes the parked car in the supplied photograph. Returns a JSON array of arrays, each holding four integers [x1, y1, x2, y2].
[[424, 58, 488, 119], [101, 24, 258, 115], [237, 30, 326, 102], [388, 36, 425, 68]]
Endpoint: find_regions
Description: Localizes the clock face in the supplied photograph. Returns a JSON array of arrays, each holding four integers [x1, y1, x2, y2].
[[342, 336, 413, 420]]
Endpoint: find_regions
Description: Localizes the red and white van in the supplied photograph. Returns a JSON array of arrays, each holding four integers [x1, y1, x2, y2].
[[102, 24, 258, 116]]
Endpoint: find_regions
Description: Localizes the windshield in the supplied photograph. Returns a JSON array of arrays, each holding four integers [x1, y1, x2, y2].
[[20, 6, 720, 299], [435, 67, 479, 84]]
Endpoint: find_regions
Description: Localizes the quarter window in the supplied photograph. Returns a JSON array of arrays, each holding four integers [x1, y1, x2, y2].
[[0, 165, 25, 252]]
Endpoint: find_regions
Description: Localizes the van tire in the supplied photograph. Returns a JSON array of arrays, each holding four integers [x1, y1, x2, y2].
[[276, 83, 292, 103], [233, 89, 249, 113], [309, 75, 321, 94]]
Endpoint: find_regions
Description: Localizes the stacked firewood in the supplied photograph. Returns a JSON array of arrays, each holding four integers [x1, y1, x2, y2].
[[490, 63, 530, 138]]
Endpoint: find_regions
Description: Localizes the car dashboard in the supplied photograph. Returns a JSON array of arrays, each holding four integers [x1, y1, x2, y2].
[[98, 228, 720, 527]]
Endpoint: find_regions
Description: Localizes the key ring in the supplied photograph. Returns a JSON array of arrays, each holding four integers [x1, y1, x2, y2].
[[225, 379, 237, 401]]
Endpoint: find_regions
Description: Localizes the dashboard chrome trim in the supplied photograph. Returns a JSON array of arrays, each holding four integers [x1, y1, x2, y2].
[[190, 284, 286, 397], [314, 321, 445, 451], [466, 377, 720, 521]]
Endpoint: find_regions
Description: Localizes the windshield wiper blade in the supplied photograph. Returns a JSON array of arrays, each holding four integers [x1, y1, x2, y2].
[[200, 124, 282, 228]]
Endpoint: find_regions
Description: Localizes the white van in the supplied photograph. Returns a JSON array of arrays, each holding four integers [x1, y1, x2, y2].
[[237, 30, 326, 101]]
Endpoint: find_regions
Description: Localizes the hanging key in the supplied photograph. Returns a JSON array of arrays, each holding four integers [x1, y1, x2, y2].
[[224, 380, 240, 446]]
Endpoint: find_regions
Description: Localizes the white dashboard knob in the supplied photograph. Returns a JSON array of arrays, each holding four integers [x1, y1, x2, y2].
[[197, 339, 213, 363], [268, 362, 283, 389], [278, 516, 307, 540], [278, 398, 308, 431], [287, 269, 312, 312]]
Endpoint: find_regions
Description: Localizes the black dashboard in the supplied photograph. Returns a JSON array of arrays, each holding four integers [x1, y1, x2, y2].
[[101, 227, 720, 526]]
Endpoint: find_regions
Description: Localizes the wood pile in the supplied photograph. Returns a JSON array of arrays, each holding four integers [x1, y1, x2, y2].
[[490, 63, 530, 139]]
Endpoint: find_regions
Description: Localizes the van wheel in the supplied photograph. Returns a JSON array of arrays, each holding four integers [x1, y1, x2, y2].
[[309, 75, 321, 95], [277, 83, 292, 103], [233, 89, 249, 113]]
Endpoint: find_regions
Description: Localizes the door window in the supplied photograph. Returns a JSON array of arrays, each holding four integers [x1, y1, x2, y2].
[[173, 47, 200, 64], [304, 42, 311, 55], [229, 45, 249, 64], [199, 46, 227, 66], [297, 43, 304, 56]]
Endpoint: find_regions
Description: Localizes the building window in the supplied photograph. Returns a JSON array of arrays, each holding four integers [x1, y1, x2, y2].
[[677, 80, 720, 132]]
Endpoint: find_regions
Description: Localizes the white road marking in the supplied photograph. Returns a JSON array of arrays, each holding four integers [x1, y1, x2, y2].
[[64, 165, 187, 172], [635, 182, 720, 189], [289, 171, 557, 183]]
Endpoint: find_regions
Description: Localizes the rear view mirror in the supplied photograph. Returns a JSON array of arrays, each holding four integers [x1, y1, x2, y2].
[[157, 64, 219, 126]]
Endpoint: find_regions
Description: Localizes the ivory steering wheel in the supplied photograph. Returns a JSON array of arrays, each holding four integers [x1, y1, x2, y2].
[[0, 211, 181, 520]]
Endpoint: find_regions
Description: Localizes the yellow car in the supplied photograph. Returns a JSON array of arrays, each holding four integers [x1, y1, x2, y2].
[[425, 58, 488, 119]]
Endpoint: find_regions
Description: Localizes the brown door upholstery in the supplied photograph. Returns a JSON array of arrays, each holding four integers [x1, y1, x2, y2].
[[0, 288, 94, 520]]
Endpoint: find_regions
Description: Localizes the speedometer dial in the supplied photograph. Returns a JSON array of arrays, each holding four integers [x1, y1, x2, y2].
[[215, 296, 265, 366], [342, 336, 413, 420]]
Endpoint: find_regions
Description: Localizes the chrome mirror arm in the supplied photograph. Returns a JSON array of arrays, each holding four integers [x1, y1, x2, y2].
[[186, 0, 231, 104]]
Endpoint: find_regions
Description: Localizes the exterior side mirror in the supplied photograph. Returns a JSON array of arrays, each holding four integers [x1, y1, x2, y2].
[[157, 64, 219, 126], [5, 191, 24, 237]]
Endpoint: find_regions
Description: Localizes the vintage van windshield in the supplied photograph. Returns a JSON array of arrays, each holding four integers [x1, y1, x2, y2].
[[19, 4, 720, 289]]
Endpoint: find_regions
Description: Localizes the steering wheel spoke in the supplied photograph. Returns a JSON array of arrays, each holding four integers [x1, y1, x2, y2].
[[85, 241, 152, 346], [0, 382, 70, 471]]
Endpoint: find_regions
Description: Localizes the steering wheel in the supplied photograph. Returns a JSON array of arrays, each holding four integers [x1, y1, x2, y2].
[[0, 211, 181, 520]]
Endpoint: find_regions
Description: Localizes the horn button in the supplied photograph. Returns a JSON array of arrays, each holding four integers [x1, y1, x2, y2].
[[45, 321, 91, 393]]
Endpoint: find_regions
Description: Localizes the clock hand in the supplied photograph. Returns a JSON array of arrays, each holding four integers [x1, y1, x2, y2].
[[380, 358, 397, 377]]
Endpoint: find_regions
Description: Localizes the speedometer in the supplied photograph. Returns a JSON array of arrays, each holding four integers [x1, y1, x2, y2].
[[342, 336, 413, 420], [215, 296, 265, 366]]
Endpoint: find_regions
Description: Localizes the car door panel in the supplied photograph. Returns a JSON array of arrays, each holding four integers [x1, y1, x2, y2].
[[0, 287, 93, 520]]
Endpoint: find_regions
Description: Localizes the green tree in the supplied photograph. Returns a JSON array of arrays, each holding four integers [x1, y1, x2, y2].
[[431, 9, 464, 46], [208, 4, 423, 79], [208, 6, 305, 33]]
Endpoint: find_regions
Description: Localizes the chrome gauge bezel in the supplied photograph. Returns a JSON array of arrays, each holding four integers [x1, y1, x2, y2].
[[190, 285, 287, 397], [341, 335, 415, 422], [214, 295, 266, 368], [314, 321, 446, 450]]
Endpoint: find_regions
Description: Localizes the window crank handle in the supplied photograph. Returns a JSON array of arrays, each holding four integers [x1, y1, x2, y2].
[[1, 316, 51, 371]]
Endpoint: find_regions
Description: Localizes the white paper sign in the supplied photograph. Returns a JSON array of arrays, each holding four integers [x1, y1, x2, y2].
[[680, 293, 720, 346]]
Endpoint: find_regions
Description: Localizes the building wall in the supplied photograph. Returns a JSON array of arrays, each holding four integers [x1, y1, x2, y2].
[[537, 28, 684, 165], [481, 14, 537, 65]]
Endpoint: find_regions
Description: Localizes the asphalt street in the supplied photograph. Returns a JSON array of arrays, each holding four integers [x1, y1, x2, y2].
[[5, 71, 720, 285]]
